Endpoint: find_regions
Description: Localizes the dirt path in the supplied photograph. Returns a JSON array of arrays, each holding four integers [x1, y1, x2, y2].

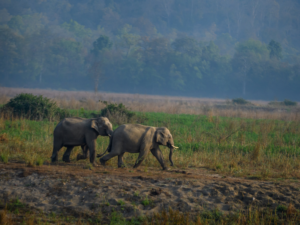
[[0, 163, 300, 219]]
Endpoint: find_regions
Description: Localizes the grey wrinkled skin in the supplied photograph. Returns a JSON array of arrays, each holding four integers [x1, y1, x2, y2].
[[51, 117, 113, 166], [98, 124, 178, 170]]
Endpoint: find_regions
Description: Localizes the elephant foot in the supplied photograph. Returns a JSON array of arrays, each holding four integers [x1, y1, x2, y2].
[[62, 158, 71, 163], [92, 162, 98, 167], [133, 164, 141, 169], [51, 156, 58, 163], [77, 154, 87, 161], [163, 167, 169, 171], [100, 158, 106, 166], [118, 164, 126, 168]]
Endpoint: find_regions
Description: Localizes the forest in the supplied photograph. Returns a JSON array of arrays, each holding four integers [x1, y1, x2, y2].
[[0, 0, 300, 100]]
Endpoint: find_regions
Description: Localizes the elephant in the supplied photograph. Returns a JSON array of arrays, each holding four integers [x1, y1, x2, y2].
[[97, 124, 178, 170], [51, 117, 113, 165]]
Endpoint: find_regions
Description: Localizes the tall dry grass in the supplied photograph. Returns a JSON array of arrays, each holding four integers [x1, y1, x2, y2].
[[1, 87, 299, 121]]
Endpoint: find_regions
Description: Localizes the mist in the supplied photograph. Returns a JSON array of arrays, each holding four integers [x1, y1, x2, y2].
[[0, 0, 299, 101]]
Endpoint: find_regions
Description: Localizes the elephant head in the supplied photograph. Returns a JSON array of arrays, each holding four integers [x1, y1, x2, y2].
[[91, 117, 113, 137], [155, 127, 178, 166]]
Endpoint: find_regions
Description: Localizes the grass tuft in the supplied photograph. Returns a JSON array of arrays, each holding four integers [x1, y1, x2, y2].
[[0, 133, 8, 143], [36, 157, 44, 166], [251, 142, 261, 161], [0, 153, 8, 163], [141, 196, 150, 206]]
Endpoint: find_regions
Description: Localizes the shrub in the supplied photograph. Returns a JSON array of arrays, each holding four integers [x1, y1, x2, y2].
[[276, 205, 288, 213], [232, 98, 249, 105], [283, 99, 297, 106], [268, 99, 297, 107], [100, 101, 135, 118], [97, 101, 137, 125], [268, 101, 282, 106], [2, 93, 69, 120]]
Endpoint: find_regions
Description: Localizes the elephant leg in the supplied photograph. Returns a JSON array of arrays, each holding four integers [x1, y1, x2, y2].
[[77, 145, 89, 161], [62, 146, 74, 163], [133, 149, 150, 168], [100, 142, 121, 166], [100, 152, 119, 166], [151, 148, 167, 170], [51, 141, 63, 163], [118, 153, 125, 168], [86, 140, 97, 166]]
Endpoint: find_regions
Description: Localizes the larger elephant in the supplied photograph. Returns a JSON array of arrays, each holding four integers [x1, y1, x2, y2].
[[97, 124, 178, 170], [51, 117, 113, 165]]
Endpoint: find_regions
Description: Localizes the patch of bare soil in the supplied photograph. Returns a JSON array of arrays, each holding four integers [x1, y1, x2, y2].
[[0, 163, 300, 220]]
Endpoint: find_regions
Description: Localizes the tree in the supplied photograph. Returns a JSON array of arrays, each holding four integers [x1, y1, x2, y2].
[[61, 20, 92, 38], [91, 35, 113, 57], [8, 14, 48, 35], [87, 35, 113, 92], [116, 24, 140, 57], [172, 36, 201, 57], [232, 39, 269, 96], [0, 27, 24, 83], [268, 40, 282, 59], [0, 8, 12, 23]]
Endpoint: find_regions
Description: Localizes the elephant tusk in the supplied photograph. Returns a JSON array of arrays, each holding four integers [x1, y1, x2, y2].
[[171, 145, 179, 149]]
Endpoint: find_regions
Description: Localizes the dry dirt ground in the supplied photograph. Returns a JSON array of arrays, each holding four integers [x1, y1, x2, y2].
[[1, 163, 300, 220]]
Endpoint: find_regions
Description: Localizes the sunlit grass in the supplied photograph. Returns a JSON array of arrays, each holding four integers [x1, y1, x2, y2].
[[0, 111, 300, 179]]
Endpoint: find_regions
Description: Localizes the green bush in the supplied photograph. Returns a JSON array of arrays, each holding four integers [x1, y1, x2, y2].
[[268, 99, 297, 107], [283, 99, 297, 106], [100, 101, 135, 118], [2, 93, 69, 120], [276, 205, 287, 213], [268, 101, 282, 106], [97, 101, 137, 125], [232, 98, 249, 105]]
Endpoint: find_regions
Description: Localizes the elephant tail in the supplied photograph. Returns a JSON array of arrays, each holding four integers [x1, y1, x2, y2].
[[96, 148, 108, 158], [96, 136, 113, 158]]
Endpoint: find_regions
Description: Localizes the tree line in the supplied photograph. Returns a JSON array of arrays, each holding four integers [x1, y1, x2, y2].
[[0, 0, 299, 100]]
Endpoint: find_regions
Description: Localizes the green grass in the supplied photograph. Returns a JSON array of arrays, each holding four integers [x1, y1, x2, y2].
[[141, 195, 150, 206], [118, 200, 125, 206], [66, 109, 300, 155], [0, 109, 300, 178]]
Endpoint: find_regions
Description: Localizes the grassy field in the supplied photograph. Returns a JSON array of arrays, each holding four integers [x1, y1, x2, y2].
[[1, 90, 300, 224], [1, 108, 300, 179]]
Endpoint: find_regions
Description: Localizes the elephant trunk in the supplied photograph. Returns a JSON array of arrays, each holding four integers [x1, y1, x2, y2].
[[106, 129, 113, 137], [168, 141, 178, 166], [169, 147, 174, 166]]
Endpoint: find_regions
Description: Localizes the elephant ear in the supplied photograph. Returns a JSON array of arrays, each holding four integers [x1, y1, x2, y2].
[[156, 130, 167, 145], [91, 120, 102, 134]]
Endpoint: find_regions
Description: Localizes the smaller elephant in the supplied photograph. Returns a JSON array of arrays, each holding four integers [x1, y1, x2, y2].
[[51, 117, 113, 165], [97, 124, 178, 170]]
